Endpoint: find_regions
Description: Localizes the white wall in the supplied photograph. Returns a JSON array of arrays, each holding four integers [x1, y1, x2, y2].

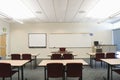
[[9, 22, 113, 58]]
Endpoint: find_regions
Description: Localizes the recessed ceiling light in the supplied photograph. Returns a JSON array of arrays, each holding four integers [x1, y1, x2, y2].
[[79, 11, 86, 14], [36, 11, 42, 14]]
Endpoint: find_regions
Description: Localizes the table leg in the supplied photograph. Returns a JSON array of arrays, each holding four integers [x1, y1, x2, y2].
[[90, 55, 93, 68], [34, 56, 37, 69], [107, 64, 110, 80], [21, 66, 24, 80], [44, 67, 47, 80]]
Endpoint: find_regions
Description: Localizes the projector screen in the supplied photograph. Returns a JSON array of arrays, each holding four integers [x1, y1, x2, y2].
[[28, 33, 47, 48], [49, 33, 92, 48]]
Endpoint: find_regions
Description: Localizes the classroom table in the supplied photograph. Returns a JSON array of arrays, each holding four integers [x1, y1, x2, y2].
[[87, 52, 107, 68], [9, 53, 40, 69], [101, 59, 120, 80], [86, 53, 96, 68], [38, 59, 88, 80], [48, 52, 77, 56], [0, 60, 29, 80], [30, 53, 40, 68]]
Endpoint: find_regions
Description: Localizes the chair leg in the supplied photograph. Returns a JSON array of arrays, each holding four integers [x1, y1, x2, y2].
[[18, 68, 20, 80], [3, 77, 5, 80], [101, 61, 102, 67], [31, 61, 32, 69], [10, 77, 12, 80], [95, 61, 96, 68], [79, 77, 82, 80]]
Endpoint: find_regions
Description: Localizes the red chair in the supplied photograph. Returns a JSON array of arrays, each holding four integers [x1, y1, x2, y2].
[[94, 53, 105, 68], [0, 63, 18, 80], [106, 52, 116, 58], [47, 63, 64, 80], [59, 48, 66, 53], [22, 54, 33, 68], [11, 54, 21, 60], [66, 63, 83, 80], [51, 54, 62, 60], [62, 54, 74, 59]]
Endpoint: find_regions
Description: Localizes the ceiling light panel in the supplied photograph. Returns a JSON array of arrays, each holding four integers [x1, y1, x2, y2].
[[53, 0, 67, 22], [65, 0, 83, 22], [0, 0, 35, 20], [21, 0, 47, 20], [74, 0, 99, 21], [87, 0, 120, 19], [38, 0, 56, 22]]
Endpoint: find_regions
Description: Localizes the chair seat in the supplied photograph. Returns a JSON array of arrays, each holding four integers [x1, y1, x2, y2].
[[113, 69, 120, 74]]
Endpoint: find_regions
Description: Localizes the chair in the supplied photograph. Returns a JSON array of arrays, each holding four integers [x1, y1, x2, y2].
[[112, 68, 120, 80], [22, 54, 33, 68], [106, 52, 116, 58], [0, 63, 18, 80], [11, 54, 21, 60], [51, 54, 62, 60], [94, 53, 105, 68], [66, 63, 83, 80], [59, 48, 66, 53], [47, 63, 64, 80], [62, 54, 74, 59]]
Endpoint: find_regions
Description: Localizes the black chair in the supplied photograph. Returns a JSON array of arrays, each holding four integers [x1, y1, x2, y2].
[[47, 63, 64, 80], [0, 63, 18, 80], [11, 54, 21, 60], [51, 54, 62, 60], [66, 63, 83, 80], [62, 54, 74, 59], [94, 53, 105, 68]]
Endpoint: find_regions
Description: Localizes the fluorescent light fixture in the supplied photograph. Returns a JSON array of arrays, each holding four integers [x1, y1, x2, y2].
[[0, 0, 35, 20], [87, 0, 120, 19]]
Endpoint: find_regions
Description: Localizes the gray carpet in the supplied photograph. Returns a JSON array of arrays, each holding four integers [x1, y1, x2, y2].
[[1, 58, 120, 80]]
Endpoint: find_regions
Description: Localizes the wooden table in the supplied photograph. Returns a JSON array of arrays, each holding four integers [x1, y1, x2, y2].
[[0, 60, 29, 80], [101, 59, 120, 80], [38, 59, 88, 80]]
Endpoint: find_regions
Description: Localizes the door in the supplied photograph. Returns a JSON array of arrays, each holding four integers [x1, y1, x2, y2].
[[0, 34, 6, 57]]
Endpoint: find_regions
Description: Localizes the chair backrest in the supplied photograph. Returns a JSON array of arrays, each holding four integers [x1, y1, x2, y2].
[[66, 63, 83, 77], [62, 54, 74, 59], [95, 53, 105, 61], [11, 54, 21, 60], [51, 54, 62, 60], [106, 52, 116, 58], [47, 63, 64, 78], [59, 48, 66, 52], [0, 63, 11, 77], [22, 54, 31, 60]]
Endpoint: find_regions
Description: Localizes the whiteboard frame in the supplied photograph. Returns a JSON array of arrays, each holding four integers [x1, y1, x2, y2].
[[28, 33, 47, 48]]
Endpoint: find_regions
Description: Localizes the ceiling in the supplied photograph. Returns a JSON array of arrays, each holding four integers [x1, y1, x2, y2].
[[0, 0, 120, 24]]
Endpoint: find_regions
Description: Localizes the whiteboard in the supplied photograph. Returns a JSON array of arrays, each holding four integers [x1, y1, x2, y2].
[[28, 33, 47, 48], [49, 33, 92, 47]]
